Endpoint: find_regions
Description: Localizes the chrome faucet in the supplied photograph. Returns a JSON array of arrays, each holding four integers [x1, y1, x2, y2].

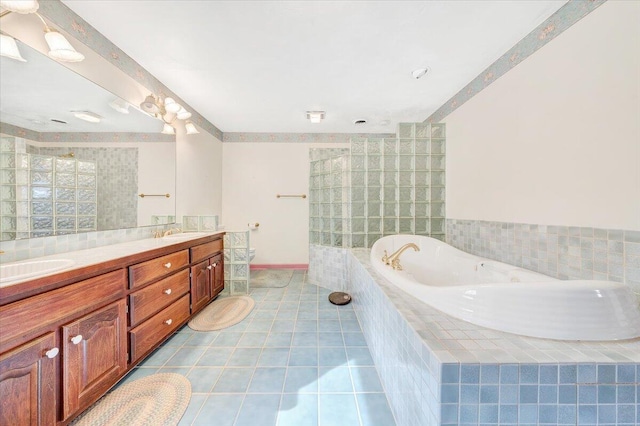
[[163, 227, 182, 237], [382, 243, 420, 270]]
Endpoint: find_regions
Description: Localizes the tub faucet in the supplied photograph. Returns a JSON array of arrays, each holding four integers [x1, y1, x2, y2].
[[385, 243, 420, 270]]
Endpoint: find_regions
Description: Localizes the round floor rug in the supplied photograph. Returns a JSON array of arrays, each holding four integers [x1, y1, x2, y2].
[[188, 295, 255, 331], [250, 269, 293, 288], [71, 373, 191, 426]]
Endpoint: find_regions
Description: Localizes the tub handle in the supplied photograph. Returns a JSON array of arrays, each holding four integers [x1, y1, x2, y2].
[[381, 250, 389, 265]]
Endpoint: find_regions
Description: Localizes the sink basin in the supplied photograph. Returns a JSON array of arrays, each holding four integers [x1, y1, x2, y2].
[[162, 232, 211, 240], [0, 259, 76, 286]]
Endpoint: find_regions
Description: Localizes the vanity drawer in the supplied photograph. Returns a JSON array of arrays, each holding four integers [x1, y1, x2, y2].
[[129, 269, 189, 327], [191, 239, 223, 263], [129, 294, 190, 363], [129, 250, 189, 289], [0, 270, 126, 353]]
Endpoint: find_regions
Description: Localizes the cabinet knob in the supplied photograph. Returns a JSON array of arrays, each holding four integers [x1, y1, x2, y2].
[[164, 262, 172, 268], [70, 335, 83, 345], [207, 265, 213, 270], [163, 289, 172, 295], [212, 262, 218, 267], [45, 347, 59, 359], [164, 319, 173, 325]]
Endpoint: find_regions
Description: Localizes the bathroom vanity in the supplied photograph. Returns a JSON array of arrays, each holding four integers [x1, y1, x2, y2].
[[0, 232, 224, 425]]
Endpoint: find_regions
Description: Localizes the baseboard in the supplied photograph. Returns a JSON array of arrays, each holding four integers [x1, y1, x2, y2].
[[250, 264, 308, 270]]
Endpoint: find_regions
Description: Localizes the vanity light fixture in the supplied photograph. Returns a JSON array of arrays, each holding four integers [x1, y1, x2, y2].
[[0, 0, 39, 14], [163, 97, 181, 114], [0, 0, 85, 63], [43, 27, 84, 62], [184, 121, 199, 135], [0, 33, 26, 61], [140, 93, 196, 135], [72, 110, 102, 123], [176, 107, 191, 120], [306, 111, 325, 124], [161, 123, 175, 135]]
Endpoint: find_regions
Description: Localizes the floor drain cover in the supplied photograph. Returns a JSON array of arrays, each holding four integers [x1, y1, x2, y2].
[[328, 292, 352, 305]]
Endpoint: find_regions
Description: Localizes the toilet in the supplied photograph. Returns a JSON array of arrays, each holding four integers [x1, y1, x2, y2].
[[249, 248, 256, 262]]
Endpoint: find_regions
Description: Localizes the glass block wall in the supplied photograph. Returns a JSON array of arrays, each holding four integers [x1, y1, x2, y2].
[[35, 146, 137, 231], [181, 215, 219, 232], [309, 148, 351, 248], [1, 136, 97, 239], [223, 230, 250, 294], [308, 123, 446, 249]]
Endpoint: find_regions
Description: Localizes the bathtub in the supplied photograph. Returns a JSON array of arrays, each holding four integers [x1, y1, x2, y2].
[[370, 235, 640, 341]]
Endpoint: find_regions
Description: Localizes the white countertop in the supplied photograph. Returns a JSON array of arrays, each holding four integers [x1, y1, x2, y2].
[[0, 231, 224, 287]]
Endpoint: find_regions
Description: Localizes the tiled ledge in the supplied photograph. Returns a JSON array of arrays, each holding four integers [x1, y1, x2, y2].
[[347, 249, 640, 425]]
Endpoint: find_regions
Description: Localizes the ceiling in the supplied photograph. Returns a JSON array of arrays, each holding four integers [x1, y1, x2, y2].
[[62, 0, 567, 134]]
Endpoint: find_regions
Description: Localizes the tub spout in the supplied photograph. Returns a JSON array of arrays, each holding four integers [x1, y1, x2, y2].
[[386, 243, 420, 270]]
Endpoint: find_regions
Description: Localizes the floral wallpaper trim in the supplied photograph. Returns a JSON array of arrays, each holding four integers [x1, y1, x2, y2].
[[223, 132, 396, 143], [0, 122, 40, 142], [425, 0, 607, 123], [0, 122, 174, 143], [38, 0, 223, 141]]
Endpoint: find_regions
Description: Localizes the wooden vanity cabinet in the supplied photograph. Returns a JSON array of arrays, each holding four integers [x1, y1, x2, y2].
[[190, 239, 224, 314], [0, 332, 57, 426], [0, 233, 224, 425], [211, 252, 224, 297], [127, 251, 191, 364], [191, 259, 211, 312], [61, 300, 127, 421]]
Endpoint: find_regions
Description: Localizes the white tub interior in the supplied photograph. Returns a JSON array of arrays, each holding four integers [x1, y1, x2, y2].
[[370, 234, 640, 341]]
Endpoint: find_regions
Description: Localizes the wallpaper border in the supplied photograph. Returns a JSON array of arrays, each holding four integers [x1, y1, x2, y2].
[[425, 0, 607, 124]]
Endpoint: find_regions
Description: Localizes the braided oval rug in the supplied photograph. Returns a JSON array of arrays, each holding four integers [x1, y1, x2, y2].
[[188, 295, 255, 331], [71, 373, 191, 426]]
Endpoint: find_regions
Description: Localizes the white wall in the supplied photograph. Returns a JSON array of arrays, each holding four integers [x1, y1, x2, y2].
[[176, 124, 223, 220], [137, 142, 175, 223], [445, 1, 640, 231], [222, 142, 348, 265]]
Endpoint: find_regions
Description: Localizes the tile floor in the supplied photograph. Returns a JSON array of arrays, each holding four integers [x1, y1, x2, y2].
[[124, 270, 397, 426]]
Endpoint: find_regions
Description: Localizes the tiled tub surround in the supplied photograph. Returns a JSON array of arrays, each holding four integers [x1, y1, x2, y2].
[[348, 249, 640, 425], [307, 244, 350, 292], [447, 219, 640, 296], [369, 235, 640, 341]]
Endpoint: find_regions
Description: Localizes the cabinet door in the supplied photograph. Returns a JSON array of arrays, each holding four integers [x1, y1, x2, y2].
[[211, 253, 224, 298], [0, 332, 57, 426], [62, 300, 127, 420], [190, 259, 210, 313]]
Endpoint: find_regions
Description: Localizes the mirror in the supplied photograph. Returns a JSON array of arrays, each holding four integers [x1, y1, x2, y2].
[[0, 39, 176, 241]]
